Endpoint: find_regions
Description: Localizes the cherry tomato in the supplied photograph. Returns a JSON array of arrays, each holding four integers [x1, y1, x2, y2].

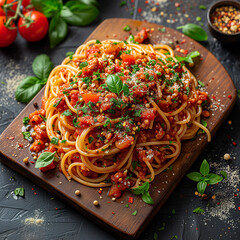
[[0, 0, 17, 17], [0, 16, 17, 47], [18, 11, 48, 42], [0, 6, 5, 16]]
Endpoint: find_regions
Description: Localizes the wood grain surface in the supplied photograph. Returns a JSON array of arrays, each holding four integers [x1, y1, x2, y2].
[[0, 19, 237, 239]]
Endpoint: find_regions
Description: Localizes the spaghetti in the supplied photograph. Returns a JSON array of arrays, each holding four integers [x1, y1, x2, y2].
[[27, 37, 211, 198]]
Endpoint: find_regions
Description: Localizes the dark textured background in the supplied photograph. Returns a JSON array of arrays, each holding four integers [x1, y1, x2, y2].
[[0, 0, 239, 239]]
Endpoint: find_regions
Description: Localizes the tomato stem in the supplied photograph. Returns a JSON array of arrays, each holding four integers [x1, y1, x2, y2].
[[5, 0, 22, 28]]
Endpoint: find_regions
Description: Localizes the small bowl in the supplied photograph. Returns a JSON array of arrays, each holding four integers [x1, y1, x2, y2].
[[207, 0, 240, 44]]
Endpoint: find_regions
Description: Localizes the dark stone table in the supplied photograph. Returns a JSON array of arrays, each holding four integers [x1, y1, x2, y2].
[[0, 0, 239, 239]]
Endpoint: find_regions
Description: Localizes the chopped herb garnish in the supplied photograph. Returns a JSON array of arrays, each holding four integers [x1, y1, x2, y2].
[[62, 110, 72, 116], [132, 210, 137, 216], [51, 137, 59, 145], [79, 61, 88, 69], [23, 117, 30, 126], [123, 25, 131, 31]]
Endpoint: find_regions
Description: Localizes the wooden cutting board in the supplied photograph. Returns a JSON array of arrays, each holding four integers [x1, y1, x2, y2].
[[0, 19, 237, 239]]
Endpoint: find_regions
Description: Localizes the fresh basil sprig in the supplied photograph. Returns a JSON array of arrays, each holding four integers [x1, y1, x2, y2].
[[32, 0, 99, 48], [132, 182, 154, 205], [16, 54, 54, 103], [106, 74, 130, 96], [35, 151, 57, 168], [106, 74, 123, 95], [175, 51, 200, 64], [187, 159, 225, 195], [177, 23, 208, 41], [193, 207, 204, 213]]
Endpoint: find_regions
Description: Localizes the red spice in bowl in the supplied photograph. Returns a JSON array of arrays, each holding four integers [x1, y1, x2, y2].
[[210, 5, 240, 34]]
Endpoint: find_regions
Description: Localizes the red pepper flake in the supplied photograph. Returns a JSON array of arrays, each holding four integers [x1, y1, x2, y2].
[[112, 211, 115, 215], [217, 202, 220, 205], [9, 137, 15, 140], [131, 0, 134, 2], [113, 34, 117, 38], [238, 207, 240, 210], [55, 208, 58, 210], [19, 144, 23, 148], [107, 201, 111, 203], [232, 141, 237, 146], [200, 57, 203, 61], [98, 190, 102, 194], [138, 8, 142, 13], [181, 39, 186, 44], [176, 45, 180, 48], [212, 96, 216, 100], [30, 161, 35, 164], [128, 197, 134, 204], [228, 94, 232, 99], [183, 50, 188, 55], [234, 194, 238, 197], [34, 192, 37, 195], [32, 188, 34, 190]]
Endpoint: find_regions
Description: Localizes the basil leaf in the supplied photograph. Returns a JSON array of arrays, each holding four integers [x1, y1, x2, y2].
[[15, 76, 42, 103], [51, 137, 59, 145], [177, 23, 208, 41], [62, 110, 72, 116], [220, 170, 227, 179], [35, 151, 56, 168], [32, 0, 63, 18], [186, 172, 202, 182], [60, 1, 99, 26], [14, 187, 24, 197], [175, 51, 200, 63], [32, 54, 54, 80], [197, 181, 207, 195], [123, 83, 130, 96], [49, 15, 68, 48], [200, 159, 209, 176], [88, 136, 94, 143], [142, 191, 154, 204], [193, 207, 204, 213], [206, 173, 223, 185], [23, 117, 30, 126], [22, 131, 32, 140], [132, 181, 150, 195], [106, 74, 123, 94]]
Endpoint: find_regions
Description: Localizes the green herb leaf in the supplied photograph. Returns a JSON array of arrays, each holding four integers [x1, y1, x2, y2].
[[23, 117, 30, 126], [177, 23, 208, 41], [51, 137, 59, 145], [49, 15, 68, 48], [39, 114, 47, 122], [32, 0, 63, 18], [199, 5, 207, 10], [66, 51, 74, 59], [35, 151, 56, 168], [88, 136, 94, 143], [79, 61, 88, 69], [15, 76, 42, 103], [132, 210, 137, 216], [206, 173, 223, 185], [200, 159, 209, 176], [186, 172, 203, 182], [14, 187, 24, 197], [220, 170, 227, 179], [193, 207, 205, 213], [60, 1, 99, 26], [197, 181, 207, 195], [123, 25, 131, 31], [154, 232, 158, 240], [22, 131, 32, 140], [142, 191, 154, 204], [198, 80, 205, 87], [127, 34, 135, 42], [196, 16, 202, 21], [62, 110, 72, 116], [61, 140, 67, 143], [120, 1, 126, 7], [106, 74, 123, 94], [123, 83, 130, 96], [96, 40, 101, 44], [53, 97, 63, 107], [175, 51, 200, 63], [32, 54, 54, 80]]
